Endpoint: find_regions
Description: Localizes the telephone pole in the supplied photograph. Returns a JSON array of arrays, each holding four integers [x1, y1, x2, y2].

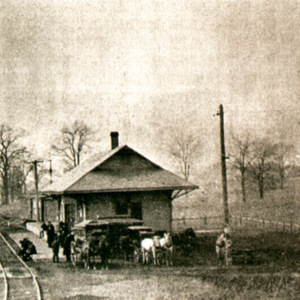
[[29, 160, 43, 221], [49, 158, 53, 185], [216, 104, 230, 224]]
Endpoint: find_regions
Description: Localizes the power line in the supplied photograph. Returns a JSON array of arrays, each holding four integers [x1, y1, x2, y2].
[[225, 108, 300, 113]]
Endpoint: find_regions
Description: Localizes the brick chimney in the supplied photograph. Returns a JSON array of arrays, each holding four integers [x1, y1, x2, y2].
[[110, 132, 119, 150]]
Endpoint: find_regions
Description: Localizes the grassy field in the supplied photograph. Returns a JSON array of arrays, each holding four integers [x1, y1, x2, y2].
[[31, 232, 300, 299], [172, 180, 300, 232], [31, 262, 300, 299], [1, 186, 300, 300], [2, 225, 300, 299]]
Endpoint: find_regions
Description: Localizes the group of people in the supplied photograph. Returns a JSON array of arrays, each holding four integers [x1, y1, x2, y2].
[[15, 218, 234, 267], [40, 221, 74, 263]]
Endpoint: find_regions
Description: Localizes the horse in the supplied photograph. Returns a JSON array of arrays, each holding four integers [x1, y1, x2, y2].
[[141, 233, 173, 266], [81, 234, 111, 270], [158, 233, 173, 266], [141, 236, 160, 265], [172, 228, 197, 255], [172, 228, 196, 245], [97, 234, 111, 269], [119, 234, 132, 261]]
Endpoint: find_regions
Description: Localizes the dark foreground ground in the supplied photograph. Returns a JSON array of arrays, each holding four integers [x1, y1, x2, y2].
[[3, 226, 300, 299]]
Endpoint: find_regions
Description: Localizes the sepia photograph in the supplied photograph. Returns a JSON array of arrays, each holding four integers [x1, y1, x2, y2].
[[0, 0, 300, 299]]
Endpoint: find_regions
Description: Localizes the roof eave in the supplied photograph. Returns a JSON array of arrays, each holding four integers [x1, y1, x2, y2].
[[44, 185, 198, 196]]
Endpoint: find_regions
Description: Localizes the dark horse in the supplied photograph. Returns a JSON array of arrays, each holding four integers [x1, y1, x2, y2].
[[172, 228, 197, 255], [83, 234, 111, 270]]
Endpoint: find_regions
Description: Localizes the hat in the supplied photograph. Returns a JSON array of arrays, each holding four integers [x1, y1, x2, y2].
[[224, 226, 231, 235]]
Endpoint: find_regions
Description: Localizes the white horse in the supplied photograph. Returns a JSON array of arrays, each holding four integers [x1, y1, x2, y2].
[[141, 233, 173, 266], [141, 236, 160, 265], [159, 233, 173, 266]]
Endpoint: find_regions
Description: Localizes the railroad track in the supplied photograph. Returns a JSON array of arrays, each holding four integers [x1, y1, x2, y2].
[[0, 232, 42, 300]]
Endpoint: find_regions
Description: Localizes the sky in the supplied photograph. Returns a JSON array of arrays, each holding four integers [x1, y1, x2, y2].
[[1, 0, 299, 183]]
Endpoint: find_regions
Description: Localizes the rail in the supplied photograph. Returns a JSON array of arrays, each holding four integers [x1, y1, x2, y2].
[[0, 262, 8, 300], [0, 232, 42, 300]]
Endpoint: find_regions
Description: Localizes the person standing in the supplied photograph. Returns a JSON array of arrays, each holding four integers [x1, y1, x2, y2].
[[47, 221, 55, 248], [51, 233, 60, 263], [39, 222, 48, 239], [58, 221, 66, 236], [216, 225, 232, 266], [63, 232, 74, 262]]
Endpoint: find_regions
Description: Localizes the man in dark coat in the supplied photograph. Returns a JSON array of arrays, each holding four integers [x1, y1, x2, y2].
[[51, 233, 60, 263], [39, 222, 48, 239], [47, 221, 55, 248], [18, 238, 37, 261], [58, 221, 66, 235], [63, 232, 74, 262]]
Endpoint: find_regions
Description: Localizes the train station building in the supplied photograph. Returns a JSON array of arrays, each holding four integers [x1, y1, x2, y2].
[[29, 132, 198, 232]]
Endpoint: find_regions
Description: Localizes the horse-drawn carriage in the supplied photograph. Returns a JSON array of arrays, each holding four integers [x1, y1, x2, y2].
[[126, 226, 154, 263], [70, 217, 150, 269]]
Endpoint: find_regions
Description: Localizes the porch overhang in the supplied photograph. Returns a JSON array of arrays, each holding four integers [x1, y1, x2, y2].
[[43, 185, 198, 196]]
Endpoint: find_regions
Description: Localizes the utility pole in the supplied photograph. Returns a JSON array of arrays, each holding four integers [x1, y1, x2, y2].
[[30, 160, 43, 221], [216, 104, 230, 224], [49, 159, 53, 185]]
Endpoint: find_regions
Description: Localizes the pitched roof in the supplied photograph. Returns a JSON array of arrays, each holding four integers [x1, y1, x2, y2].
[[42, 145, 198, 194]]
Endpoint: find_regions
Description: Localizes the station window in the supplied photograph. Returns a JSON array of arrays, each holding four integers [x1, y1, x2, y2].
[[115, 198, 129, 215]]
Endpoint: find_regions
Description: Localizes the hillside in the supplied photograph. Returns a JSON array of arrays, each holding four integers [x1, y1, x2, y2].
[[172, 169, 300, 228], [230, 180, 300, 223]]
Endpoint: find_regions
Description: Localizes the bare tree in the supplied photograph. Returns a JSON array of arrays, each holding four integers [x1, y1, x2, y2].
[[169, 132, 201, 181], [9, 150, 34, 199], [248, 138, 277, 200], [9, 166, 26, 202], [0, 125, 27, 204], [273, 143, 294, 189], [51, 121, 92, 170], [19, 164, 33, 195], [229, 133, 254, 203]]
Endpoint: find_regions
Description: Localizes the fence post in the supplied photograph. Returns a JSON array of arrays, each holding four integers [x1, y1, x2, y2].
[[240, 217, 243, 227], [204, 215, 207, 225], [283, 221, 285, 232]]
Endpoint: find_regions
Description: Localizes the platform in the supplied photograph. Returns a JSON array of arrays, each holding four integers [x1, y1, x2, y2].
[[9, 221, 65, 261]]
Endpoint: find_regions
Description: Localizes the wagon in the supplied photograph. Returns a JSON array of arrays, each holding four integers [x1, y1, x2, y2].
[[126, 226, 154, 263], [70, 217, 144, 268], [131, 230, 173, 265]]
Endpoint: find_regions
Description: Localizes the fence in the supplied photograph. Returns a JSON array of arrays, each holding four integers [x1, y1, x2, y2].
[[231, 215, 300, 234], [172, 215, 300, 234], [172, 216, 225, 233]]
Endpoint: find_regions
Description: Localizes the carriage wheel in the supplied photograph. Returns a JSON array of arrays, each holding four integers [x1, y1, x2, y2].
[[71, 251, 77, 266], [71, 243, 78, 266], [84, 258, 89, 269], [133, 248, 140, 264]]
